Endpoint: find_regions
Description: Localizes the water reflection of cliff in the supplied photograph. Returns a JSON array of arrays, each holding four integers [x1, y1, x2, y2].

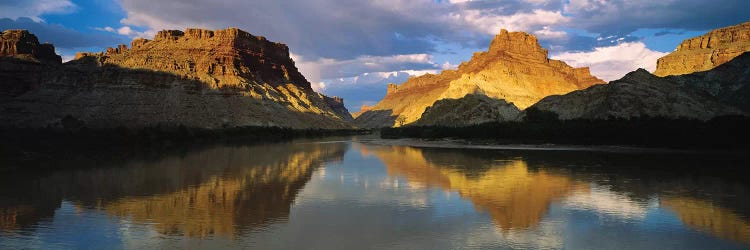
[[361, 146, 581, 230], [662, 197, 750, 244], [0, 141, 347, 237], [361, 144, 750, 245]]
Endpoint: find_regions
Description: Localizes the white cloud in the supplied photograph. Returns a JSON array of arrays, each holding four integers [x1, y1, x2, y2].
[[0, 0, 76, 21], [311, 82, 327, 92], [534, 26, 567, 39], [551, 42, 668, 81], [95, 25, 148, 38], [562, 185, 649, 220], [451, 9, 569, 35]]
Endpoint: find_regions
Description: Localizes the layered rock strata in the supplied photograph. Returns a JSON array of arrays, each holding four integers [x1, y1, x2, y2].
[[0, 28, 352, 129], [354, 29, 604, 128], [654, 20, 750, 76]]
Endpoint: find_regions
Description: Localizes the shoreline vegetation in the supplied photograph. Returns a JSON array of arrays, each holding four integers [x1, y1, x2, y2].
[[381, 109, 750, 149]]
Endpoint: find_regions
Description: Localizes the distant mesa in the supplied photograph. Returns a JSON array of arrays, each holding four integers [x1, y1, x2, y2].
[[655, 20, 750, 76], [351, 104, 373, 119], [354, 29, 605, 128], [0, 28, 353, 129], [533, 19, 750, 121]]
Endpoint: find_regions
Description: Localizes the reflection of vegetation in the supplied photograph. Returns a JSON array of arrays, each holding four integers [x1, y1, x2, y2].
[[364, 145, 580, 230], [662, 197, 750, 244], [0, 126, 367, 172], [382, 114, 750, 148]]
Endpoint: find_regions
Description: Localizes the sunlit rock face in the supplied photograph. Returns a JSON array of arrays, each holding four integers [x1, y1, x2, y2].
[[362, 146, 579, 230], [532, 69, 744, 120], [654, 20, 750, 77], [354, 30, 604, 128], [0, 28, 352, 129]]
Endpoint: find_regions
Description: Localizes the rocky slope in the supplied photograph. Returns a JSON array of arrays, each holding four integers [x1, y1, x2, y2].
[[533, 21, 750, 121], [354, 29, 604, 128], [0, 29, 352, 129], [532, 69, 744, 120], [668, 52, 750, 112], [654, 20, 750, 76], [413, 94, 521, 127]]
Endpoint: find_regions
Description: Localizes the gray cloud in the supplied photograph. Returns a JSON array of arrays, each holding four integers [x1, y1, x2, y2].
[[120, 0, 466, 60], [564, 0, 750, 36], [0, 0, 76, 20], [0, 17, 128, 49]]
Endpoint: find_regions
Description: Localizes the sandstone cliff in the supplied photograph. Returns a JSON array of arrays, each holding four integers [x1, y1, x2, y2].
[[654, 20, 750, 76], [354, 29, 604, 128], [413, 94, 521, 127], [0, 29, 352, 129], [532, 69, 744, 120]]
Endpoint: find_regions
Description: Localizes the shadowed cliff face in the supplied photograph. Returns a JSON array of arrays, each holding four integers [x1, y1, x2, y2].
[[0, 28, 353, 129], [0, 141, 347, 237], [354, 29, 604, 128], [532, 53, 750, 120], [413, 94, 522, 127], [655, 20, 750, 77]]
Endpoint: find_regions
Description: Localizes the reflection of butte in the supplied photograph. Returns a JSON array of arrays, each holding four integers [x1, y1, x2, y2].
[[661, 197, 750, 245], [103, 147, 335, 238], [362, 145, 582, 230], [0, 142, 346, 238]]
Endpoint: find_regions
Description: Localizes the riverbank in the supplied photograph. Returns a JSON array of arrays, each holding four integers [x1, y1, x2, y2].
[[0, 126, 372, 172], [380, 115, 750, 149]]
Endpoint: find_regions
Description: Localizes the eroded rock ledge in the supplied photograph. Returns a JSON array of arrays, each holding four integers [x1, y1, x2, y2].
[[354, 29, 605, 128], [0, 28, 352, 129], [654, 20, 750, 76]]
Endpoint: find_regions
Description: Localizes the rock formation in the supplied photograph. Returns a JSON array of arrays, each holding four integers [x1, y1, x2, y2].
[[0, 30, 60, 64], [0, 28, 352, 129], [654, 20, 750, 76], [351, 104, 372, 119], [668, 52, 750, 112], [413, 94, 521, 127], [534, 20, 750, 121], [532, 69, 744, 120], [354, 29, 604, 128], [323, 95, 354, 121]]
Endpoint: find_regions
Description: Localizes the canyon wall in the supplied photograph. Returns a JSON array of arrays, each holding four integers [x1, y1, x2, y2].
[[654, 20, 750, 76], [0, 28, 352, 129], [354, 29, 604, 128]]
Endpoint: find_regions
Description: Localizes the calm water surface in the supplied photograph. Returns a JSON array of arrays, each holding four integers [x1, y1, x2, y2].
[[1, 137, 750, 249]]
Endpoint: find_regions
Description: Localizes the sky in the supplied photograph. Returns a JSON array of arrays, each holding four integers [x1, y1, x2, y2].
[[1, 0, 749, 112]]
